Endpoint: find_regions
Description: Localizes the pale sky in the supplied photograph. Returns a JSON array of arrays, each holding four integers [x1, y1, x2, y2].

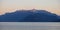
[[0, 0, 60, 15]]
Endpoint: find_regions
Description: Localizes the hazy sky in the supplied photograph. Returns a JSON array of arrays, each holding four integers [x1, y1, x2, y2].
[[0, 0, 60, 15]]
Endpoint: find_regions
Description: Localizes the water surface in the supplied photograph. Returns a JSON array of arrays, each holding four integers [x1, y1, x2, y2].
[[0, 22, 60, 30]]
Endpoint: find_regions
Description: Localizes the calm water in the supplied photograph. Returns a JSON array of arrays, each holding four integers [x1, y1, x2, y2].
[[0, 22, 60, 30]]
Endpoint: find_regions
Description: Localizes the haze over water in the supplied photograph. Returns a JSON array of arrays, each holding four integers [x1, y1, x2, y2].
[[0, 22, 60, 30]]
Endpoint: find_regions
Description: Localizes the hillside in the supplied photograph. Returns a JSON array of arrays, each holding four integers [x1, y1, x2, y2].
[[0, 10, 59, 22]]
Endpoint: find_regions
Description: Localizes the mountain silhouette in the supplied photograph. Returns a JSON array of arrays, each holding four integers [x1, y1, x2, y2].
[[0, 10, 59, 22], [57, 16, 60, 21]]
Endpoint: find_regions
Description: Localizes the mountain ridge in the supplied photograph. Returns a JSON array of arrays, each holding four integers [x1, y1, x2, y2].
[[0, 10, 60, 22]]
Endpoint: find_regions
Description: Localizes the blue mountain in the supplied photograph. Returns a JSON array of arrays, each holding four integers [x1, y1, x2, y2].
[[0, 10, 59, 22], [57, 16, 60, 21]]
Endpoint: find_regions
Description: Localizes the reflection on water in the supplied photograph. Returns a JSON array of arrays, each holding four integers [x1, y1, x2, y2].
[[0, 22, 60, 30]]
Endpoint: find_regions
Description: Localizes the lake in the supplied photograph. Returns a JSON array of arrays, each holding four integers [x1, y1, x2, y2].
[[0, 22, 60, 30]]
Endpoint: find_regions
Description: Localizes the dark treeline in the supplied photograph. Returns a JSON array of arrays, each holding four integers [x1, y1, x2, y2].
[[0, 9, 60, 22]]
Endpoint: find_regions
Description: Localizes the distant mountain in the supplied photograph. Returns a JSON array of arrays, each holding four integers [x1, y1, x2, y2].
[[57, 16, 60, 21], [58, 16, 60, 18], [0, 10, 59, 22]]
